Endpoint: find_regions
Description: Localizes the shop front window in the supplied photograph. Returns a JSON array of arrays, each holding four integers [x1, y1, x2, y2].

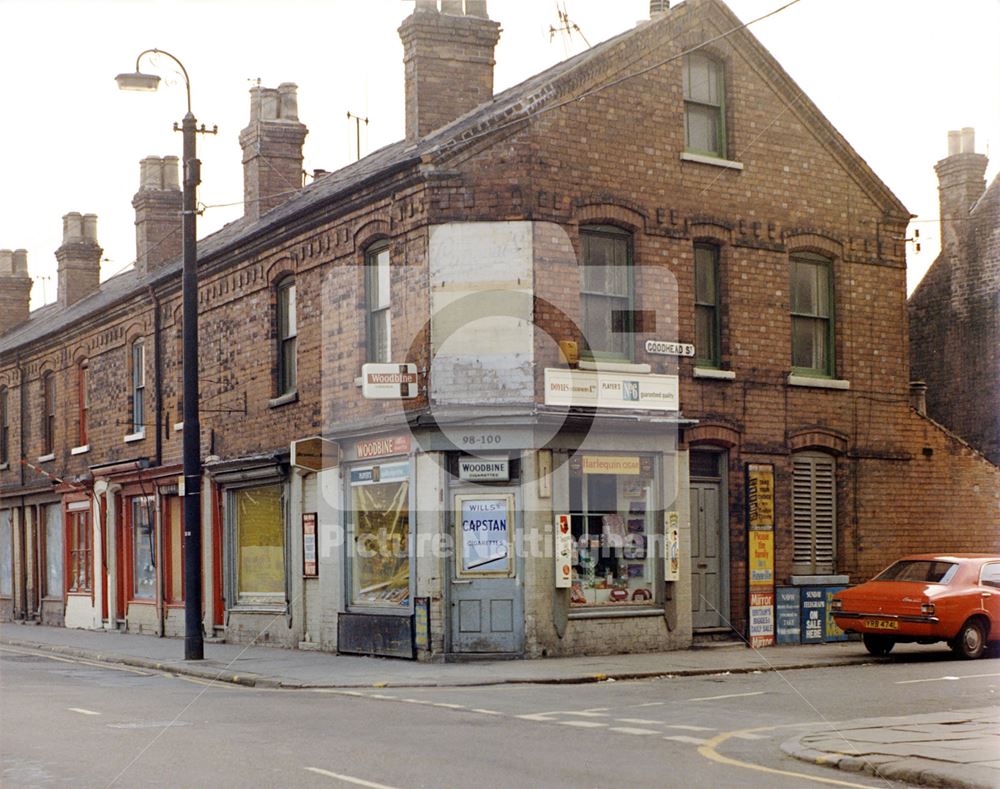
[[233, 484, 285, 605], [350, 462, 410, 607], [0, 509, 12, 597], [131, 497, 156, 600], [569, 454, 655, 607], [67, 508, 92, 593]]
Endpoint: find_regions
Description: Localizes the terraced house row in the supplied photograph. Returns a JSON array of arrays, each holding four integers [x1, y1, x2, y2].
[[1, 0, 997, 659]]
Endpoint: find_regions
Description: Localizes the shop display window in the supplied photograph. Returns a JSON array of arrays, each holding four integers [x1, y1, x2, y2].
[[350, 462, 410, 607], [131, 497, 156, 600], [67, 508, 92, 593], [569, 454, 655, 606], [233, 484, 285, 603], [44, 503, 63, 598]]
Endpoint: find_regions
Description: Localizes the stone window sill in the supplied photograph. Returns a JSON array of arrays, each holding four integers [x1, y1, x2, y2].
[[578, 360, 652, 374], [680, 151, 744, 170], [124, 431, 146, 444], [787, 374, 850, 390], [0, 462, 8, 472], [174, 422, 184, 433], [568, 607, 664, 620], [269, 390, 299, 409], [71, 444, 90, 456], [38, 453, 55, 463], [693, 367, 736, 380]]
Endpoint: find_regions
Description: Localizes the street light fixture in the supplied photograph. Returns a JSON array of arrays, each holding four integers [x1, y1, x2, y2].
[[118, 49, 214, 661]]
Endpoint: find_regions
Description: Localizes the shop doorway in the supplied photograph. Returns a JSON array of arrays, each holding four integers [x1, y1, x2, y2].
[[690, 450, 729, 629], [450, 490, 523, 654]]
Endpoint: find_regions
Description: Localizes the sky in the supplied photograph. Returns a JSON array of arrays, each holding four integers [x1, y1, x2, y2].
[[2, 0, 998, 310]]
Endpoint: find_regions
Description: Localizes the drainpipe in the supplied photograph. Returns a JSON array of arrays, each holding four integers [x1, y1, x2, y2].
[[149, 287, 163, 467]]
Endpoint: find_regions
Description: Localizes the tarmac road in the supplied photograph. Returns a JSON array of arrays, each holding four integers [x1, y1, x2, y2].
[[3, 642, 996, 788]]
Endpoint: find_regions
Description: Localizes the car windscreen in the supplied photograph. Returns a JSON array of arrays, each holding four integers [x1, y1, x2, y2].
[[874, 560, 958, 583]]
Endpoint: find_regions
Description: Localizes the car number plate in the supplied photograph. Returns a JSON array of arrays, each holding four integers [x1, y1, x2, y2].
[[863, 618, 899, 631]]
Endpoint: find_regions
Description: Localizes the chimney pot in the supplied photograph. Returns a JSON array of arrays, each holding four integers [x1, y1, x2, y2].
[[278, 83, 299, 121], [162, 156, 180, 190], [82, 213, 98, 242], [650, 0, 670, 17], [960, 127, 975, 153], [12, 249, 28, 275], [140, 156, 161, 190], [441, 0, 463, 14], [947, 130, 960, 156], [466, 0, 488, 17], [414, 0, 437, 11], [63, 212, 83, 243]]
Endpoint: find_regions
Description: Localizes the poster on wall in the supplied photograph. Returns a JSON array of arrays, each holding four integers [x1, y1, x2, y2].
[[746, 462, 775, 530], [749, 531, 774, 586], [457, 495, 514, 576], [664, 511, 680, 582], [302, 512, 318, 577], [555, 514, 572, 588], [749, 590, 775, 648]]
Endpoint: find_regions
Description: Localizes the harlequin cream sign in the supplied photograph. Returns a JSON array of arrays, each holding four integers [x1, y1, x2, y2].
[[582, 455, 641, 475]]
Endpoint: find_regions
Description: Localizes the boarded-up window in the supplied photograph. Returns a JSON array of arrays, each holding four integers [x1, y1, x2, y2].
[[165, 496, 183, 604], [792, 453, 836, 574], [45, 504, 63, 598], [234, 485, 285, 603]]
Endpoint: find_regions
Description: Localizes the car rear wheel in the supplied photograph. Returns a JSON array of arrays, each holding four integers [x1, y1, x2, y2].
[[863, 634, 895, 656], [950, 619, 986, 659]]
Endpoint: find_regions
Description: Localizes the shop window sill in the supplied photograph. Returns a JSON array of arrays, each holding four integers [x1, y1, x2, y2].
[[680, 151, 744, 170], [71, 444, 90, 456], [37, 453, 55, 463], [268, 390, 298, 409], [568, 607, 664, 620], [693, 367, 736, 380], [787, 374, 850, 390]]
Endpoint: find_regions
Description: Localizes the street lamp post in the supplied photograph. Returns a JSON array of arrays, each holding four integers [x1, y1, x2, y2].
[[117, 50, 215, 661]]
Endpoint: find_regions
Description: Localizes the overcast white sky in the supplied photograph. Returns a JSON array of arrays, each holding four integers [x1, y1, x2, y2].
[[2, 0, 998, 309]]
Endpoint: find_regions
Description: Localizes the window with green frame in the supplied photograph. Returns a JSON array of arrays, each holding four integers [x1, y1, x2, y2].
[[365, 243, 391, 363], [790, 252, 834, 376], [694, 244, 721, 367], [580, 226, 633, 361], [683, 52, 726, 157]]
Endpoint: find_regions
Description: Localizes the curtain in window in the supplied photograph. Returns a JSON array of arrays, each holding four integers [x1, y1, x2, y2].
[[235, 485, 285, 598]]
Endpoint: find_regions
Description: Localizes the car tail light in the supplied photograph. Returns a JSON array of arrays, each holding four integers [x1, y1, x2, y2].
[[830, 599, 843, 611], [921, 603, 935, 615]]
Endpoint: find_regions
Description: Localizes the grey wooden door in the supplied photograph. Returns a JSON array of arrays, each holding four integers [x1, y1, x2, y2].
[[450, 490, 523, 654], [691, 481, 724, 628]]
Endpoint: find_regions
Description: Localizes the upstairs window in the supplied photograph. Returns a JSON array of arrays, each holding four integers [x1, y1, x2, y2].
[[684, 52, 726, 158], [694, 244, 721, 367], [0, 387, 8, 465], [77, 361, 89, 447], [365, 244, 391, 363], [131, 339, 145, 434], [790, 253, 834, 376], [580, 226, 633, 361], [276, 278, 297, 395], [42, 372, 55, 455]]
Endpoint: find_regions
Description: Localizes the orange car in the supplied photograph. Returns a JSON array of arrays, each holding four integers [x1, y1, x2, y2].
[[831, 554, 1000, 659]]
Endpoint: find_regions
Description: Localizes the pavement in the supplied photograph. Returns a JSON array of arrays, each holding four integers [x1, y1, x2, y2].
[[2, 622, 998, 789]]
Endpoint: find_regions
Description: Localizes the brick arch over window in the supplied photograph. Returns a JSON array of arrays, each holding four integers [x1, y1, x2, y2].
[[572, 202, 645, 234], [264, 256, 296, 285], [788, 427, 848, 456], [683, 422, 741, 450], [353, 218, 391, 254], [690, 221, 731, 245], [784, 232, 844, 260]]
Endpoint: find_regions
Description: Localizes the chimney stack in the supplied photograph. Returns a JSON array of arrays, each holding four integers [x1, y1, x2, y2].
[[935, 128, 988, 266], [240, 82, 308, 221], [0, 249, 32, 334], [399, 0, 501, 141], [56, 212, 102, 309], [133, 155, 182, 276]]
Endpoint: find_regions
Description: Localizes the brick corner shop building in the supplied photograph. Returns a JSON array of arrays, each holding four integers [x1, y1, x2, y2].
[[1, 0, 998, 657]]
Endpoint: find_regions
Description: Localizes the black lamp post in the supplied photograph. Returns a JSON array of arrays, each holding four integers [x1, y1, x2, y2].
[[117, 50, 214, 660]]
